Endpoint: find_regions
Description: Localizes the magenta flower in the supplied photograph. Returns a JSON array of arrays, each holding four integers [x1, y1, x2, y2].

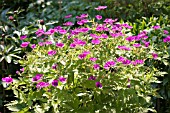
[[96, 25, 104, 31], [135, 36, 142, 41], [36, 82, 49, 89], [95, 6, 107, 10], [122, 23, 133, 29], [163, 30, 169, 34], [70, 43, 76, 48], [2, 76, 13, 84], [45, 41, 53, 45], [96, 25, 109, 32], [89, 57, 97, 62], [65, 14, 72, 18], [36, 29, 44, 37], [78, 53, 87, 59], [83, 51, 90, 55], [81, 19, 89, 24], [45, 29, 56, 35], [163, 36, 170, 42], [20, 35, 27, 40], [122, 59, 131, 65], [32, 74, 43, 82], [136, 60, 144, 64], [38, 42, 45, 46], [76, 14, 88, 19], [104, 61, 116, 70], [20, 68, 24, 72], [58, 29, 67, 34], [36, 74, 43, 77], [143, 36, 148, 39], [76, 14, 88, 20], [74, 38, 86, 46], [153, 25, 160, 30], [152, 53, 158, 59], [110, 32, 124, 38], [137, 33, 146, 39], [78, 51, 90, 59], [20, 42, 30, 48], [58, 76, 66, 83], [54, 26, 63, 31], [88, 76, 96, 80], [52, 64, 57, 69], [116, 56, 125, 62], [93, 64, 100, 70], [31, 44, 36, 49], [132, 59, 144, 65], [90, 34, 98, 38], [131, 61, 137, 66], [16, 71, 20, 74], [79, 27, 90, 33], [92, 39, 101, 45], [104, 18, 114, 23], [48, 50, 56, 56], [63, 21, 74, 26], [118, 46, 131, 51], [52, 80, 58, 87], [77, 19, 88, 25], [56, 42, 64, 48], [67, 34, 72, 39], [112, 24, 122, 31], [127, 84, 131, 88], [96, 82, 102, 88], [140, 30, 147, 35], [95, 15, 102, 20], [133, 43, 141, 48], [126, 36, 136, 42], [100, 34, 108, 39], [71, 29, 80, 35], [142, 40, 150, 47], [80, 14, 88, 18]]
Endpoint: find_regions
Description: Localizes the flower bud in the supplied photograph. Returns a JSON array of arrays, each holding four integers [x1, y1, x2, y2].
[[9, 16, 14, 21], [2, 34, 5, 38], [40, 20, 44, 25]]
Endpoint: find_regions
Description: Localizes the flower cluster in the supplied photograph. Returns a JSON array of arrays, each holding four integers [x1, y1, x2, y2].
[[17, 7, 167, 90], [2, 5, 170, 113], [31, 73, 66, 89], [163, 36, 170, 42]]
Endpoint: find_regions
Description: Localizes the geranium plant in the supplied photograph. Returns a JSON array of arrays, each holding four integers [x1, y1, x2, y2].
[[2, 6, 170, 113]]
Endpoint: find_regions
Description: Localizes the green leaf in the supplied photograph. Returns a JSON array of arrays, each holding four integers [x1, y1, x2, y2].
[[18, 107, 30, 113], [0, 56, 4, 62], [1, 8, 10, 22], [68, 72, 74, 84], [7, 106, 20, 112], [162, 60, 169, 66], [9, 54, 22, 59], [5, 55, 12, 63], [163, 77, 169, 86], [34, 105, 45, 113], [0, 44, 5, 51], [6, 45, 14, 53], [28, 100, 33, 107], [13, 89, 19, 97], [6, 103, 27, 112]]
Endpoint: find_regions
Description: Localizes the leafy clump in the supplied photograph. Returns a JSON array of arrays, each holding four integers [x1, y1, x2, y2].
[[2, 6, 170, 113]]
